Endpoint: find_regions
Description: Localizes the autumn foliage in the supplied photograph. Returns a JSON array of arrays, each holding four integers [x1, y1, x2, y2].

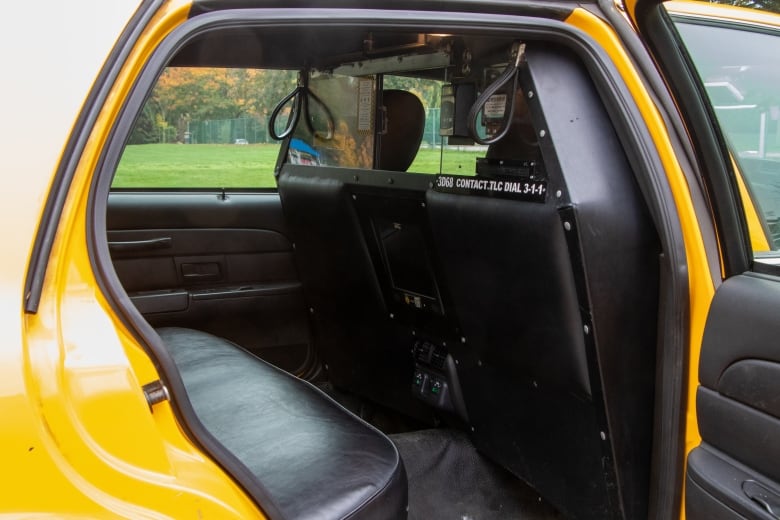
[[129, 67, 297, 144]]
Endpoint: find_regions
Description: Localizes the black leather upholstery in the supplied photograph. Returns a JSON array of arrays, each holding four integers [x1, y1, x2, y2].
[[378, 90, 425, 172], [157, 327, 407, 520]]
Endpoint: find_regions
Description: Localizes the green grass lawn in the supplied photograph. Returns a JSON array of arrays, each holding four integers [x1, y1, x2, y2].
[[113, 143, 482, 188]]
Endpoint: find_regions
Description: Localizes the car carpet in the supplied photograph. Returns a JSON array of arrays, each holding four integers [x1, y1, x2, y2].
[[390, 428, 564, 520]]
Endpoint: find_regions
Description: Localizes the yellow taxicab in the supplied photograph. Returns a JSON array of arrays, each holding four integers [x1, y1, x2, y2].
[[2, 0, 779, 519]]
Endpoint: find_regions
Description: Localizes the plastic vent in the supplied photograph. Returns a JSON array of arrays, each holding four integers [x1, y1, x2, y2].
[[413, 340, 447, 370], [430, 349, 447, 370], [414, 341, 433, 364]]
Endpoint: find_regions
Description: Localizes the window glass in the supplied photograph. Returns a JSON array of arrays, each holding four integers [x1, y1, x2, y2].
[[285, 72, 486, 175], [113, 67, 296, 188], [672, 7, 780, 260], [289, 72, 376, 169], [384, 75, 485, 175]]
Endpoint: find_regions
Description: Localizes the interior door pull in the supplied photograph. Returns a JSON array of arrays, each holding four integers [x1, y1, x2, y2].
[[108, 237, 172, 253], [744, 480, 780, 519]]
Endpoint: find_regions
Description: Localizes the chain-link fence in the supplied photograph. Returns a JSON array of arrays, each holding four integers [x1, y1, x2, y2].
[[422, 108, 441, 148], [186, 108, 442, 146], [187, 117, 270, 144]]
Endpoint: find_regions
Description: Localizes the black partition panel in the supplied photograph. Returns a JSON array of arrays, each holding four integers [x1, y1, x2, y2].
[[425, 43, 660, 520]]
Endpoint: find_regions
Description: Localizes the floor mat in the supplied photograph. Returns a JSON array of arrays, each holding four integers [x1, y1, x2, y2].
[[391, 429, 564, 520]]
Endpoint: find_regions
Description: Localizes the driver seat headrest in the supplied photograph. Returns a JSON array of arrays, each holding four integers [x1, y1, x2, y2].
[[378, 90, 425, 172]]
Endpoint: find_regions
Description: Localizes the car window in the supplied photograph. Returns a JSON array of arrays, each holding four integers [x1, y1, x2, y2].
[[281, 71, 485, 175], [670, 4, 780, 262], [112, 67, 296, 188], [383, 75, 485, 175], [287, 72, 376, 169]]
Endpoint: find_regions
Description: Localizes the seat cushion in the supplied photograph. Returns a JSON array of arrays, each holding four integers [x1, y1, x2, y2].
[[157, 327, 407, 520]]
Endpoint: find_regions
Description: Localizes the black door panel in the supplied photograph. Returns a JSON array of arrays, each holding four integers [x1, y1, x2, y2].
[[108, 228, 296, 291], [687, 447, 773, 520], [107, 192, 290, 232], [106, 191, 312, 374], [697, 388, 780, 484], [688, 273, 780, 520], [700, 274, 780, 389]]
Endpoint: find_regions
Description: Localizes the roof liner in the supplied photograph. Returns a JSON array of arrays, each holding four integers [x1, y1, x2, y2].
[[169, 25, 516, 72], [188, 0, 575, 20]]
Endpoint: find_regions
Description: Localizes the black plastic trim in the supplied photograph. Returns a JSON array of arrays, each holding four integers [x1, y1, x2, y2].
[[596, 5, 695, 520], [23, 0, 163, 314], [558, 206, 620, 515]]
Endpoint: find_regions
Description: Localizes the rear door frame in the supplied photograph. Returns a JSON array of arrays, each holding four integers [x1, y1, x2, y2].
[[630, 1, 780, 519]]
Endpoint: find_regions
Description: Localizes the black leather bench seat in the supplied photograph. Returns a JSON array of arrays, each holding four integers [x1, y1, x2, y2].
[[157, 327, 407, 520]]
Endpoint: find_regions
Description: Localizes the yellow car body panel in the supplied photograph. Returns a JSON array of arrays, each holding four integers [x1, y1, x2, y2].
[[665, 0, 780, 29], [3, 1, 777, 519], [734, 158, 772, 253], [1, 0, 263, 517]]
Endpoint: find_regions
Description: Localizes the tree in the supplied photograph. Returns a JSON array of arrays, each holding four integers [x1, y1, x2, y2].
[[710, 0, 780, 13], [129, 67, 298, 143]]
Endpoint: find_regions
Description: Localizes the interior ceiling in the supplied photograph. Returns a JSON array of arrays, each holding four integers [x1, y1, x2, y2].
[[169, 26, 516, 73], [171, 27, 411, 70]]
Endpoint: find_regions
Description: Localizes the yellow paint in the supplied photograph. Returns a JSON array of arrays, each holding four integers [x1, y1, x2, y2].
[[733, 159, 772, 252], [566, 9, 718, 519], [622, 0, 640, 29], [666, 0, 780, 29], [14, 0, 263, 517]]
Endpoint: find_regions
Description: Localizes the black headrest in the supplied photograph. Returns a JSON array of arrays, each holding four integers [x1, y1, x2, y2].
[[378, 90, 425, 172]]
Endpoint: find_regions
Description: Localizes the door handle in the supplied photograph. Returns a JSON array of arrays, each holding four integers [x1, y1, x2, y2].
[[108, 237, 172, 253], [744, 480, 780, 519]]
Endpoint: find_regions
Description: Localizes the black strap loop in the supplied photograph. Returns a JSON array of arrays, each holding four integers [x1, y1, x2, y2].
[[269, 72, 334, 141], [467, 43, 525, 146]]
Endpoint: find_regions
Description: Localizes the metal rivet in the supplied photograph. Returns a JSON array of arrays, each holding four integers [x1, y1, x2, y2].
[[556, 190, 562, 198], [387, 178, 394, 184], [539, 129, 546, 138], [461, 336, 467, 344], [471, 426, 475, 432], [528, 91, 534, 98], [442, 341, 447, 347], [477, 360, 483, 367], [421, 202, 426, 208], [142, 380, 169, 409], [564, 221, 572, 231], [412, 330, 416, 336], [584, 324, 590, 335], [532, 380, 538, 388], [600, 431, 606, 441], [455, 359, 460, 365], [324, 364, 329, 371], [389, 313, 395, 319], [352, 194, 357, 200], [309, 307, 314, 314]]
